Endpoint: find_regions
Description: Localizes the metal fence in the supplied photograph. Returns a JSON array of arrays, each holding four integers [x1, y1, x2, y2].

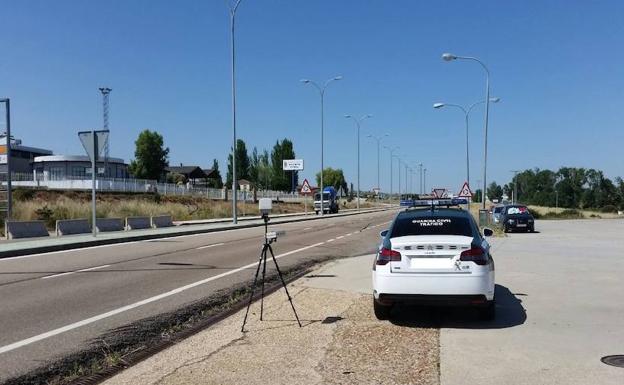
[[4, 173, 304, 202]]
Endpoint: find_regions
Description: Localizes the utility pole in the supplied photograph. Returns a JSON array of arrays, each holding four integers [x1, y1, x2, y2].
[[423, 168, 427, 194], [99, 87, 111, 177], [418, 163, 423, 194], [511, 170, 520, 204]]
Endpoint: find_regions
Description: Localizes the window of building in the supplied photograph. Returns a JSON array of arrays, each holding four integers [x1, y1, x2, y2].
[[49, 166, 64, 180]]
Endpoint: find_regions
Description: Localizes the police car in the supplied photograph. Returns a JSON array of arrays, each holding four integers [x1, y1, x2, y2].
[[372, 199, 495, 320]]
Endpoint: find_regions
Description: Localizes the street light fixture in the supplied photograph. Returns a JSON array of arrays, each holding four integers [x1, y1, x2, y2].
[[367, 133, 388, 199], [433, 97, 500, 188], [301, 76, 343, 216], [345, 114, 372, 211], [442, 52, 492, 210]]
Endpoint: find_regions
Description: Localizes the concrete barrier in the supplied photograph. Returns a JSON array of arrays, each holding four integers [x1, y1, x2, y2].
[[96, 218, 124, 233], [151, 215, 174, 228], [126, 216, 152, 230], [56, 219, 91, 236], [5, 221, 50, 239]]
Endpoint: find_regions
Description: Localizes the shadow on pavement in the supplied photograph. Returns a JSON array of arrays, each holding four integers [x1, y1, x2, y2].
[[389, 284, 526, 329]]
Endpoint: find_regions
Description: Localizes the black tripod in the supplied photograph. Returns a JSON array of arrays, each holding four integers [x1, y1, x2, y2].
[[241, 214, 302, 332]]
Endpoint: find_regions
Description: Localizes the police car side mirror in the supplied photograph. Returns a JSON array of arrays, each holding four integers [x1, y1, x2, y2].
[[380, 230, 388, 238], [483, 228, 494, 237]]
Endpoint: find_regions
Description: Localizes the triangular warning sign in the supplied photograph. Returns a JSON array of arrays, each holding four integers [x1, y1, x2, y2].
[[458, 182, 473, 198], [301, 178, 312, 194], [433, 188, 446, 198]]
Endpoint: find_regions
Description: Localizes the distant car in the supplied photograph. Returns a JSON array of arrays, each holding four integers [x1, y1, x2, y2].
[[372, 199, 495, 321], [491, 205, 504, 224], [501, 205, 535, 233]]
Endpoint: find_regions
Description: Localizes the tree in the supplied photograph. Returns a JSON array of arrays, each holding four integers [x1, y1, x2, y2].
[[226, 139, 250, 187], [128, 129, 169, 180], [207, 159, 223, 188], [270, 138, 298, 192], [486, 182, 504, 202], [316, 168, 347, 193], [473, 189, 483, 203]]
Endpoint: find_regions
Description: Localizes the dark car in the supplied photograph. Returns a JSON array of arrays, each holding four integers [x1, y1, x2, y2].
[[500, 205, 535, 233]]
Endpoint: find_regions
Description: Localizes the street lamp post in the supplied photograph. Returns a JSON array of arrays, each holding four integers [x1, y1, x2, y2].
[[301, 76, 343, 216], [423, 168, 427, 194], [228, 0, 243, 224], [511, 170, 520, 204], [1, 98, 11, 219], [418, 163, 423, 194], [397, 157, 402, 200], [345, 114, 372, 211], [433, 97, 500, 188], [443, 52, 492, 210], [367, 133, 388, 199], [384, 146, 399, 204]]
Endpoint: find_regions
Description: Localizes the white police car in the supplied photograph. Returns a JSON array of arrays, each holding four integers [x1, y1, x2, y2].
[[372, 199, 495, 320]]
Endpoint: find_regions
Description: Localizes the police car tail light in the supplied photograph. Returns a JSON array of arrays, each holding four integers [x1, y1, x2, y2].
[[377, 247, 401, 265], [459, 246, 487, 265]]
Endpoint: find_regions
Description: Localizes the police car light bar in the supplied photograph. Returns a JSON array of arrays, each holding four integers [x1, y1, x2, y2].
[[401, 198, 469, 207]]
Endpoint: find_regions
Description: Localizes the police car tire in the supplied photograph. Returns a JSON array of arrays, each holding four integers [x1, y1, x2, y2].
[[373, 298, 392, 320]]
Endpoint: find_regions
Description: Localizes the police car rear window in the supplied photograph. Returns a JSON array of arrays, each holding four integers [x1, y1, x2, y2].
[[390, 216, 473, 237]]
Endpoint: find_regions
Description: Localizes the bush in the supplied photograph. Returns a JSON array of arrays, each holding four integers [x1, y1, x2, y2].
[[541, 209, 584, 219], [34, 205, 55, 228], [12, 188, 36, 201], [600, 205, 618, 213]]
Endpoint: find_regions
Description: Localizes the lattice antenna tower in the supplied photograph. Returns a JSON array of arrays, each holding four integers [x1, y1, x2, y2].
[[98, 87, 112, 177]]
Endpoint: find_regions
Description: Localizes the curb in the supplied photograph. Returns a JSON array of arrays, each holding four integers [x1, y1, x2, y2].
[[0, 208, 392, 259]]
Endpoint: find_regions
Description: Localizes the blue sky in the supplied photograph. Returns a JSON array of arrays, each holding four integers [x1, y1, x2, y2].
[[1, 0, 623, 193]]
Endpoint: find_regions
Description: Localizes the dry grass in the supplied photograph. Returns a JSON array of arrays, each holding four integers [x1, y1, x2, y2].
[[527, 205, 621, 219], [6, 190, 379, 232]]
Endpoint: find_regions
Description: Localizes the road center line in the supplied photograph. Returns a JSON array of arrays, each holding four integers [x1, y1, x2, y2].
[[336, 236, 344, 240], [41, 265, 111, 280], [0, 241, 326, 355], [196, 243, 225, 250]]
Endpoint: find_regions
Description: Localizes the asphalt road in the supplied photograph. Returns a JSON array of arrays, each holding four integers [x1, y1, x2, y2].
[[0, 209, 396, 381]]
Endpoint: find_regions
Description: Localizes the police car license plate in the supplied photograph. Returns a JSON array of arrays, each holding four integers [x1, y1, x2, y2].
[[516, 223, 527, 227]]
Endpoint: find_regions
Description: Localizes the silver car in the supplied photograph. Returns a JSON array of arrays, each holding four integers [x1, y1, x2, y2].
[[491, 205, 504, 224]]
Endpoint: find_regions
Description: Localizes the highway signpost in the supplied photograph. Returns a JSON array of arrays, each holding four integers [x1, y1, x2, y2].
[[78, 129, 109, 237], [458, 182, 473, 198], [301, 178, 312, 215], [283, 159, 304, 193]]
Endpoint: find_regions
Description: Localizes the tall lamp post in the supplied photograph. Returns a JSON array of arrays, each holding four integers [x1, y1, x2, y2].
[[1, 98, 11, 219], [511, 170, 520, 204], [345, 114, 372, 211], [442, 52, 492, 209], [418, 163, 423, 194], [367, 133, 388, 199], [301, 76, 343, 216], [423, 168, 427, 194], [385, 146, 399, 204], [228, 0, 243, 224], [433, 97, 500, 188]]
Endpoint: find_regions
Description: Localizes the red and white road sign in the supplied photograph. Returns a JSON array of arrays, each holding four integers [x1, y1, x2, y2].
[[458, 182, 473, 198], [300, 178, 312, 194], [433, 188, 446, 198]]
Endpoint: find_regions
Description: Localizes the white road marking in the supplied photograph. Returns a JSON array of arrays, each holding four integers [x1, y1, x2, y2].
[[196, 243, 225, 250], [336, 236, 344, 240], [327, 239, 335, 243], [41, 265, 111, 280], [303, 227, 312, 231], [0, 241, 326, 355], [345, 233, 353, 237]]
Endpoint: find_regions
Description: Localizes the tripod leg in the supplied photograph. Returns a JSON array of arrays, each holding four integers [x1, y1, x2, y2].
[[267, 244, 302, 327], [260, 245, 268, 321], [241, 246, 266, 332]]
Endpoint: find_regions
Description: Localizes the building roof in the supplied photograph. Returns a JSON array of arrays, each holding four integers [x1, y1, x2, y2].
[[33, 155, 126, 164], [202, 169, 219, 178], [165, 166, 208, 179], [238, 179, 251, 185]]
